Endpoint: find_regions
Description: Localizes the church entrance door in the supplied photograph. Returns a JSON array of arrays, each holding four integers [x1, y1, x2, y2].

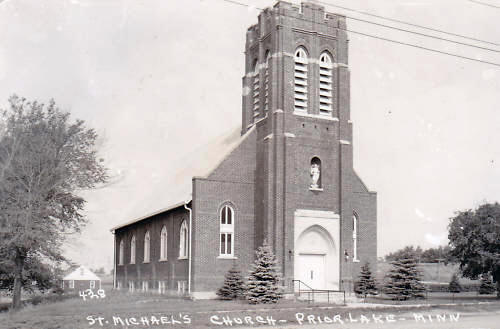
[[297, 254, 326, 289], [294, 210, 340, 290]]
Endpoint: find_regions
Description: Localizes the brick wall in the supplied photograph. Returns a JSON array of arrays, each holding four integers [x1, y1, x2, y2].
[[191, 128, 257, 292], [114, 206, 189, 292]]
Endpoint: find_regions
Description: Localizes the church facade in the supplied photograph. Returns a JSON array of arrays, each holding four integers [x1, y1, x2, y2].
[[111, 0, 377, 299]]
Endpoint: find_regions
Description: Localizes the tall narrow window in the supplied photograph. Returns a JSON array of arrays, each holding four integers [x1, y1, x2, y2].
[[294, 47, 308, 112], [252, 59, 260, 120], [220, 205, 235, 256], [144, 231, 150, 263], [130, 235, 136, 264], [264, 51, 270, 113], [319, 52, 333, 115], [119, 240, 124, 265], [179, 220, 188, 259], [160, 226, 168, 260], [353, 213, 359, 261]]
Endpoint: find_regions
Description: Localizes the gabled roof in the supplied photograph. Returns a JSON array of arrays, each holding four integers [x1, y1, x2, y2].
[[110, 200, 189, 232], [110, 125, 255, 233], [63, 266, 101, 281]]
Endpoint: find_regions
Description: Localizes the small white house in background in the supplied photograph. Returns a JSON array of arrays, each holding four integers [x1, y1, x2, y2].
[[62, 266, 101, 291]]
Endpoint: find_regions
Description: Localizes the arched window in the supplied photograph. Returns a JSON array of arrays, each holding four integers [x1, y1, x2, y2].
[[119, 240, 124, 265], [220, 205, 235, 256], [252, 59, 260, 120], [179, 220, 188, 259], [160, 226, 168, 260], [130, 235, 136, 264], [319, 51, 333, 115], [294, 47, 308, 112], [353, 213, 359, 261], [310, 157, 322, 189], [143, 231, 150, 263], [264, 51, 271, 112]]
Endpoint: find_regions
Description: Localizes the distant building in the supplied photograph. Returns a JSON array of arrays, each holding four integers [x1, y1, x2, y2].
[[62, 266, 101, 291], [111, 0, 377, 299]]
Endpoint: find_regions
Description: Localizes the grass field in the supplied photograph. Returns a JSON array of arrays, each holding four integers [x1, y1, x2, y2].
[[376, 262, 475, 284], [0, 264, 493, 329], [1, 290, 499, 329]]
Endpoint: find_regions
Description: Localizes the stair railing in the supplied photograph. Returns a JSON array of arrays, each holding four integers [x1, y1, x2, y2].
[[291, 279, 346, 305]]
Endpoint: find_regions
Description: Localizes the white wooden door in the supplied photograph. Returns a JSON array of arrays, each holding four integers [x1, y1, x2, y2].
[[298, 254, 326, 289]]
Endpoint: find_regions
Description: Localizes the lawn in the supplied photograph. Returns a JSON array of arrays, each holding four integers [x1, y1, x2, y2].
[[1, 291, 499, 329]]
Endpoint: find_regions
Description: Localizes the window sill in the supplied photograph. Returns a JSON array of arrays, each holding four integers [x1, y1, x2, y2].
[[353, 259, 360, 263], [130, 262, 136, 265], [294, 112, 339, 121], [309, 187, 323, 191], [217, 255, 238, 259], [159, 258, 168, 262], [143, 261, 150, 264], [178, 256, 188, 260]]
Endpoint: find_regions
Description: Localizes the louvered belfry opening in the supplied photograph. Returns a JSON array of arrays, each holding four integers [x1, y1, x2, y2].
[[294, 47, 308, 112], [264, 51, 270, 113], [252, 60, 260, 120], [319, 52, 333, 115]]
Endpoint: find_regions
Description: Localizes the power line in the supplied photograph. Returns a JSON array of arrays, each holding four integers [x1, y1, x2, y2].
[[345, 29, 500, 67], [468, 0, 500, 9], [316, 0, 500, 47], [216, 0, 500, 67], [344, 15, 500, 53], [220, 0, 262, 9], [221, 0, 500, 53]]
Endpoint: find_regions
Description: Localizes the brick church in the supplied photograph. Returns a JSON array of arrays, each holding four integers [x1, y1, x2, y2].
[[111, 0, 377, 299]]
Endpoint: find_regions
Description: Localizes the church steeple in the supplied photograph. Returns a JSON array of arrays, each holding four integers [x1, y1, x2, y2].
[[242, 1, 375, 291], [241, 0, 350, 136]]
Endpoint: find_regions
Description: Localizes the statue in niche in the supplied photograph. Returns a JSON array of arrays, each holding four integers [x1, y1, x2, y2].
[[310, 163, 321, 188]]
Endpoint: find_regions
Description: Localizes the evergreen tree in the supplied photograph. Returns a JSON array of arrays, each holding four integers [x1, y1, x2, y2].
[[216, 265, 245, 300], [354, 262, 378, 299], [479, 273, 495, 295], [246, 241, 282, 304], [383, 252, 426, 300], [448, 273, 462, 293]]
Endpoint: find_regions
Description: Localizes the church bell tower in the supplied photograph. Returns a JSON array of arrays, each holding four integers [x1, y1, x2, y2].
[[242, 1, 376, 291]]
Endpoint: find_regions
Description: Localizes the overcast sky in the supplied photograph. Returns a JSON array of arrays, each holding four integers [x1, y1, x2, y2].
[[0, 0, 499, 270]]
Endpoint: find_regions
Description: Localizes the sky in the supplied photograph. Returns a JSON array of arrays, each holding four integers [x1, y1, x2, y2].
[[0, 0, 499, 271]]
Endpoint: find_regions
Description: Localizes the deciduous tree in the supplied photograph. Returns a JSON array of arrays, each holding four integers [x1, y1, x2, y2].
[[0, 96, 107, 309], [448, 202, 500, 298]]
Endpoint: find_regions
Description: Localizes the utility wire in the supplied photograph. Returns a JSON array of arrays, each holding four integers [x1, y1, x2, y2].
[[220, 0, 262, 9], [344, 15, 500, 53], [317, 0, 500, 47], [468, 0, 500, 9], [216, 0, 500, 67], [345, 29, 500, 67]]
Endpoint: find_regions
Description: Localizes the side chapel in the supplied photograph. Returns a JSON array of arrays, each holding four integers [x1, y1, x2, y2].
[[111, 0, 377, 299]]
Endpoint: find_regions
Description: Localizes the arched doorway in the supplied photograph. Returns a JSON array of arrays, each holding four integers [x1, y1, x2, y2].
[[295, 225, 338, 289]]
